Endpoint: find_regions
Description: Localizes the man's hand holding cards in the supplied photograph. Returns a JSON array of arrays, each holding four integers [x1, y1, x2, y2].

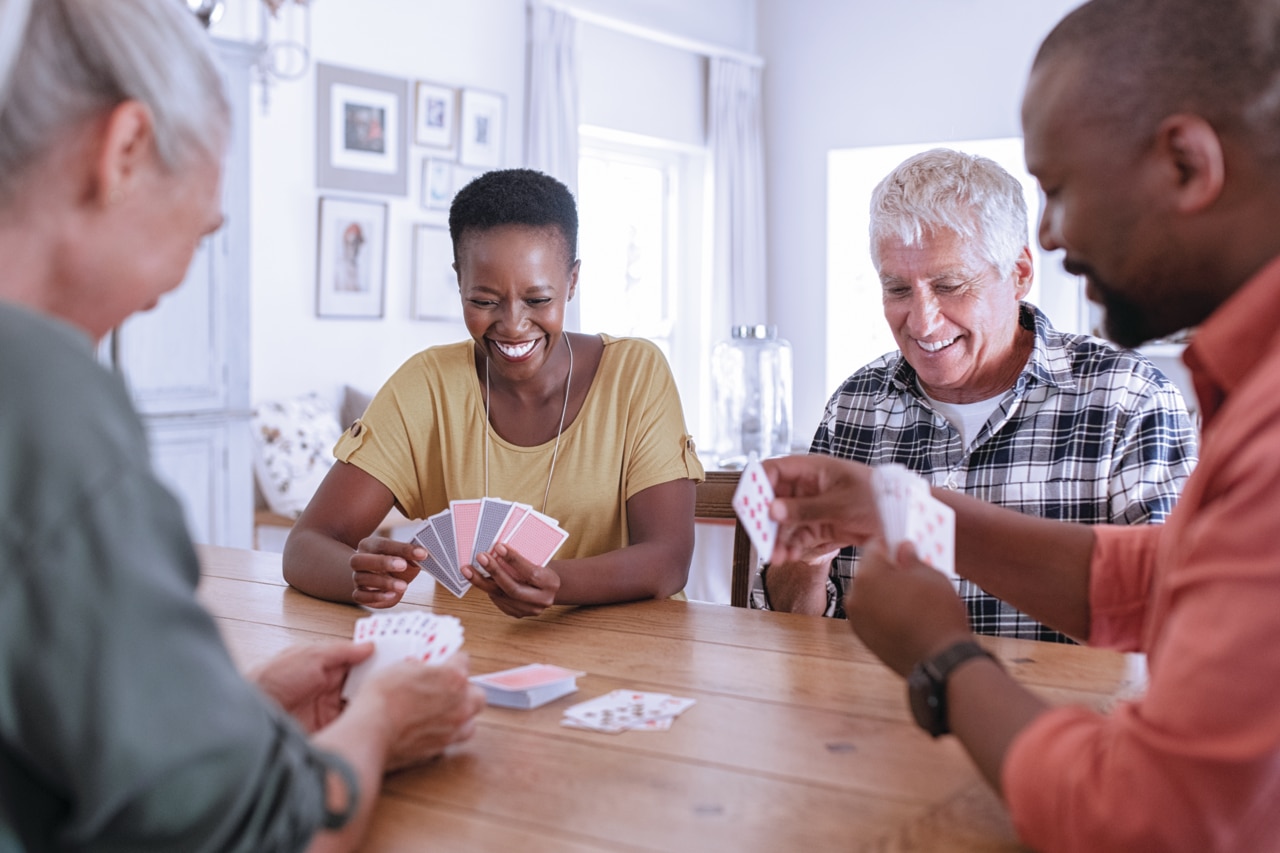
[[870, 464, 956, 582]]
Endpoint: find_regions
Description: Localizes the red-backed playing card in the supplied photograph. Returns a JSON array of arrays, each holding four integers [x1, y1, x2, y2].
[[502, 510, 568, 566]]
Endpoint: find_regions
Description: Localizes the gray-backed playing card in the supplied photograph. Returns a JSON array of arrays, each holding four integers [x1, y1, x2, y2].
[[470, 497, 514, 574], [414, 518, 470, 597]]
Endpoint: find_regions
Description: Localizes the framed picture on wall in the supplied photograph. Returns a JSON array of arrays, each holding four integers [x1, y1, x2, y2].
[[458, 88, 505, 169], [420, 157, 454, 211], [316, 63, 409, 196], [316, 197, 388, 318], [413, 224, 461, 321], [414, 81, 457, 149]]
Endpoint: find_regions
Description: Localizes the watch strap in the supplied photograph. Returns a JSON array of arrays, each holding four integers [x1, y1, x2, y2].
[[923, 639, 996, 683], [316, 750, 360, 830], [910, 640, 999, 738]]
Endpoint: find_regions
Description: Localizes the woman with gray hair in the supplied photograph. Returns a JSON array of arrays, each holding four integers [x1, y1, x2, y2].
[[0, 1, 484, 850]]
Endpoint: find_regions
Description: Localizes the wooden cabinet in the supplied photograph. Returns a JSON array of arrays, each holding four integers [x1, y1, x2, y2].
[[107, 39, 256, 547]]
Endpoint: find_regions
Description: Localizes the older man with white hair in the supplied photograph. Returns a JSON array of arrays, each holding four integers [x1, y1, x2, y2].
[[755, 148, 1198, 643]]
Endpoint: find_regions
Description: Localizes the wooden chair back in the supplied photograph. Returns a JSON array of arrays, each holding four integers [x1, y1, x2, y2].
[[695, 471, 754, 607]]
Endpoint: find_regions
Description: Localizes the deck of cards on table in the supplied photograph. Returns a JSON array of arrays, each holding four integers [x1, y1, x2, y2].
[[561, 690, 697, 733], [470, 663, 585, 709], [732, 453, 778, 564], [342, 611, 464, 699], [412, 497, 569, 597], [870, 463, 957, 581]]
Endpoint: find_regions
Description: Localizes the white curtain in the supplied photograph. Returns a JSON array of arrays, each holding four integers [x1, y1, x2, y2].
[[525, 3, 580, 328], [709, 57, 768, 330]]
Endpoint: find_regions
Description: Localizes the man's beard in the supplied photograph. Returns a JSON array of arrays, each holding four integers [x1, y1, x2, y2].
[[1071, 260, 1159, 349], [1097, 286, 1153, 349]]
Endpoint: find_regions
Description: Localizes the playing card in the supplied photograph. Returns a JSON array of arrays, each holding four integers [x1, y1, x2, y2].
[[560, 689, 696, 733], [415, 517, 471, 597], [495, 502, 532, 545], [871, 464, 956, 580], [905, 489, 956, 578], [474, 663, 584, 691], [470, 497, 514, 576], [733, 453, 777, 564], [343, 611, 464, 698], [449, 499, 483, 570], [470, 663, 585, 709], [428, 508, 459, 574], [502, 510, 569, 567]]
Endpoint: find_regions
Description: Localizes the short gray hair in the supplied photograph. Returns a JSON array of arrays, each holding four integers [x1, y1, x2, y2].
[[0, 0, 229, 203], [869, 148, 1029, 278]]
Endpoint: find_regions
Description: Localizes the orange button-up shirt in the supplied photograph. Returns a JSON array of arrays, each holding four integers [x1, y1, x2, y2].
[[1004, 255, 1280, 851]]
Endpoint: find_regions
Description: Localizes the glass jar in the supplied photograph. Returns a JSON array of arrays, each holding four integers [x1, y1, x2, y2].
[[711, 324, 793, 469]]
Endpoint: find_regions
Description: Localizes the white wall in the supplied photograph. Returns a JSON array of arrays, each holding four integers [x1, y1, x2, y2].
[[212, 0, 754, 410], [210, 0, 525, 408], [756, 0, 1083, 438]]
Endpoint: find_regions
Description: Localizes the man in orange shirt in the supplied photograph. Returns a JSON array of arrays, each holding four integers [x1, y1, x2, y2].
[[764, 0, 1280, 849]]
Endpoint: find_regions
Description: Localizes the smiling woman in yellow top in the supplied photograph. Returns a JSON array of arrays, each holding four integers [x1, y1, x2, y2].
[[284, 168, 704, 618]]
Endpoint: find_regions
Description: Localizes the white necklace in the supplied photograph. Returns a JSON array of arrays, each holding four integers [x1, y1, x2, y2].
[[484, 334, 574, 514]]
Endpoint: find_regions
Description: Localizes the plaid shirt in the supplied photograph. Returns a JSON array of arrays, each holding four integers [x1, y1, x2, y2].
[[753, 304, 1199, 642]]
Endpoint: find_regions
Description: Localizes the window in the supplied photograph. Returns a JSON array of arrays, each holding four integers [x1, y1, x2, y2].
[[577, 128, 711, 442]]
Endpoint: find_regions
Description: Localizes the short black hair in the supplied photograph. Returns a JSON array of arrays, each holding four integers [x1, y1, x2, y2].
[[448, 168, 578, 269], [1035, 0, 1280, 162]]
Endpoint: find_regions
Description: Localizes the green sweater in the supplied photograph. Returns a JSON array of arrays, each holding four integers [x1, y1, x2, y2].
[[0, 303, 330, 852]]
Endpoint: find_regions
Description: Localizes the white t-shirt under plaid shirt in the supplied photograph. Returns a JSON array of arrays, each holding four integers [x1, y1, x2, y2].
[[753, 304, 1198, 642]]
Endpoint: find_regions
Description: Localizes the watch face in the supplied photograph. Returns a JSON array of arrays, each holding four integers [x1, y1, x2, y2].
[[908, 666, 945, 737]]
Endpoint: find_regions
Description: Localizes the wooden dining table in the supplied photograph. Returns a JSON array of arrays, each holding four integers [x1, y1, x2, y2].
[[196, 544, 1142, 852]]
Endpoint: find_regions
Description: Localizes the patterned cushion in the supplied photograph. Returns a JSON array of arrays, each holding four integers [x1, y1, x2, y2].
[[251, 394, 341, 518]]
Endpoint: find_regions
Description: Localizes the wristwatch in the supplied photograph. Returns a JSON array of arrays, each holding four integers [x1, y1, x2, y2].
[[907, 640, 999, 738]]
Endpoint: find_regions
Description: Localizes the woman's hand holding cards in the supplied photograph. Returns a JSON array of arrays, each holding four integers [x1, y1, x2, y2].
[[466, 543, 561, 618], [349, 536, 425, 608]]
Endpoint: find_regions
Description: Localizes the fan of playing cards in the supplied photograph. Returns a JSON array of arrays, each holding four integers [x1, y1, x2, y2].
[[413, 497, 569, 598], [870, 464, 957, 581], [342, 611, 464, 699]]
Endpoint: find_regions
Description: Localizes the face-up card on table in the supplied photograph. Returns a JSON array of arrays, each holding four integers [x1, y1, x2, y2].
[[470, 663, 585, 709], [502, 509, 568, 567], [870, 464, 956, 580], [560, 689, 696, 733], [733, 453, 777, 564], [343, 611, 464, 699]]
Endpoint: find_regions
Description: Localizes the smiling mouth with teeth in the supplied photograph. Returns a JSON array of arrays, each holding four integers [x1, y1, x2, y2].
[[917, 338, 956, 354], [493, 339, 538, 358]]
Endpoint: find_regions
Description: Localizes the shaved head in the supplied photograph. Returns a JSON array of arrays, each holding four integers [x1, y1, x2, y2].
[[1035, 0, 1280, 162]]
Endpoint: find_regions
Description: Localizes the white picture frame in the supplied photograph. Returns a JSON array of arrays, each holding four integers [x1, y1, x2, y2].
[[421, 157, 454, 211], [316, 197, 387, 318], [412, 224, 461, 321], [458, 88, 506, 169], [316, 63, 409, 196], [414, 81, 457, 149]]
